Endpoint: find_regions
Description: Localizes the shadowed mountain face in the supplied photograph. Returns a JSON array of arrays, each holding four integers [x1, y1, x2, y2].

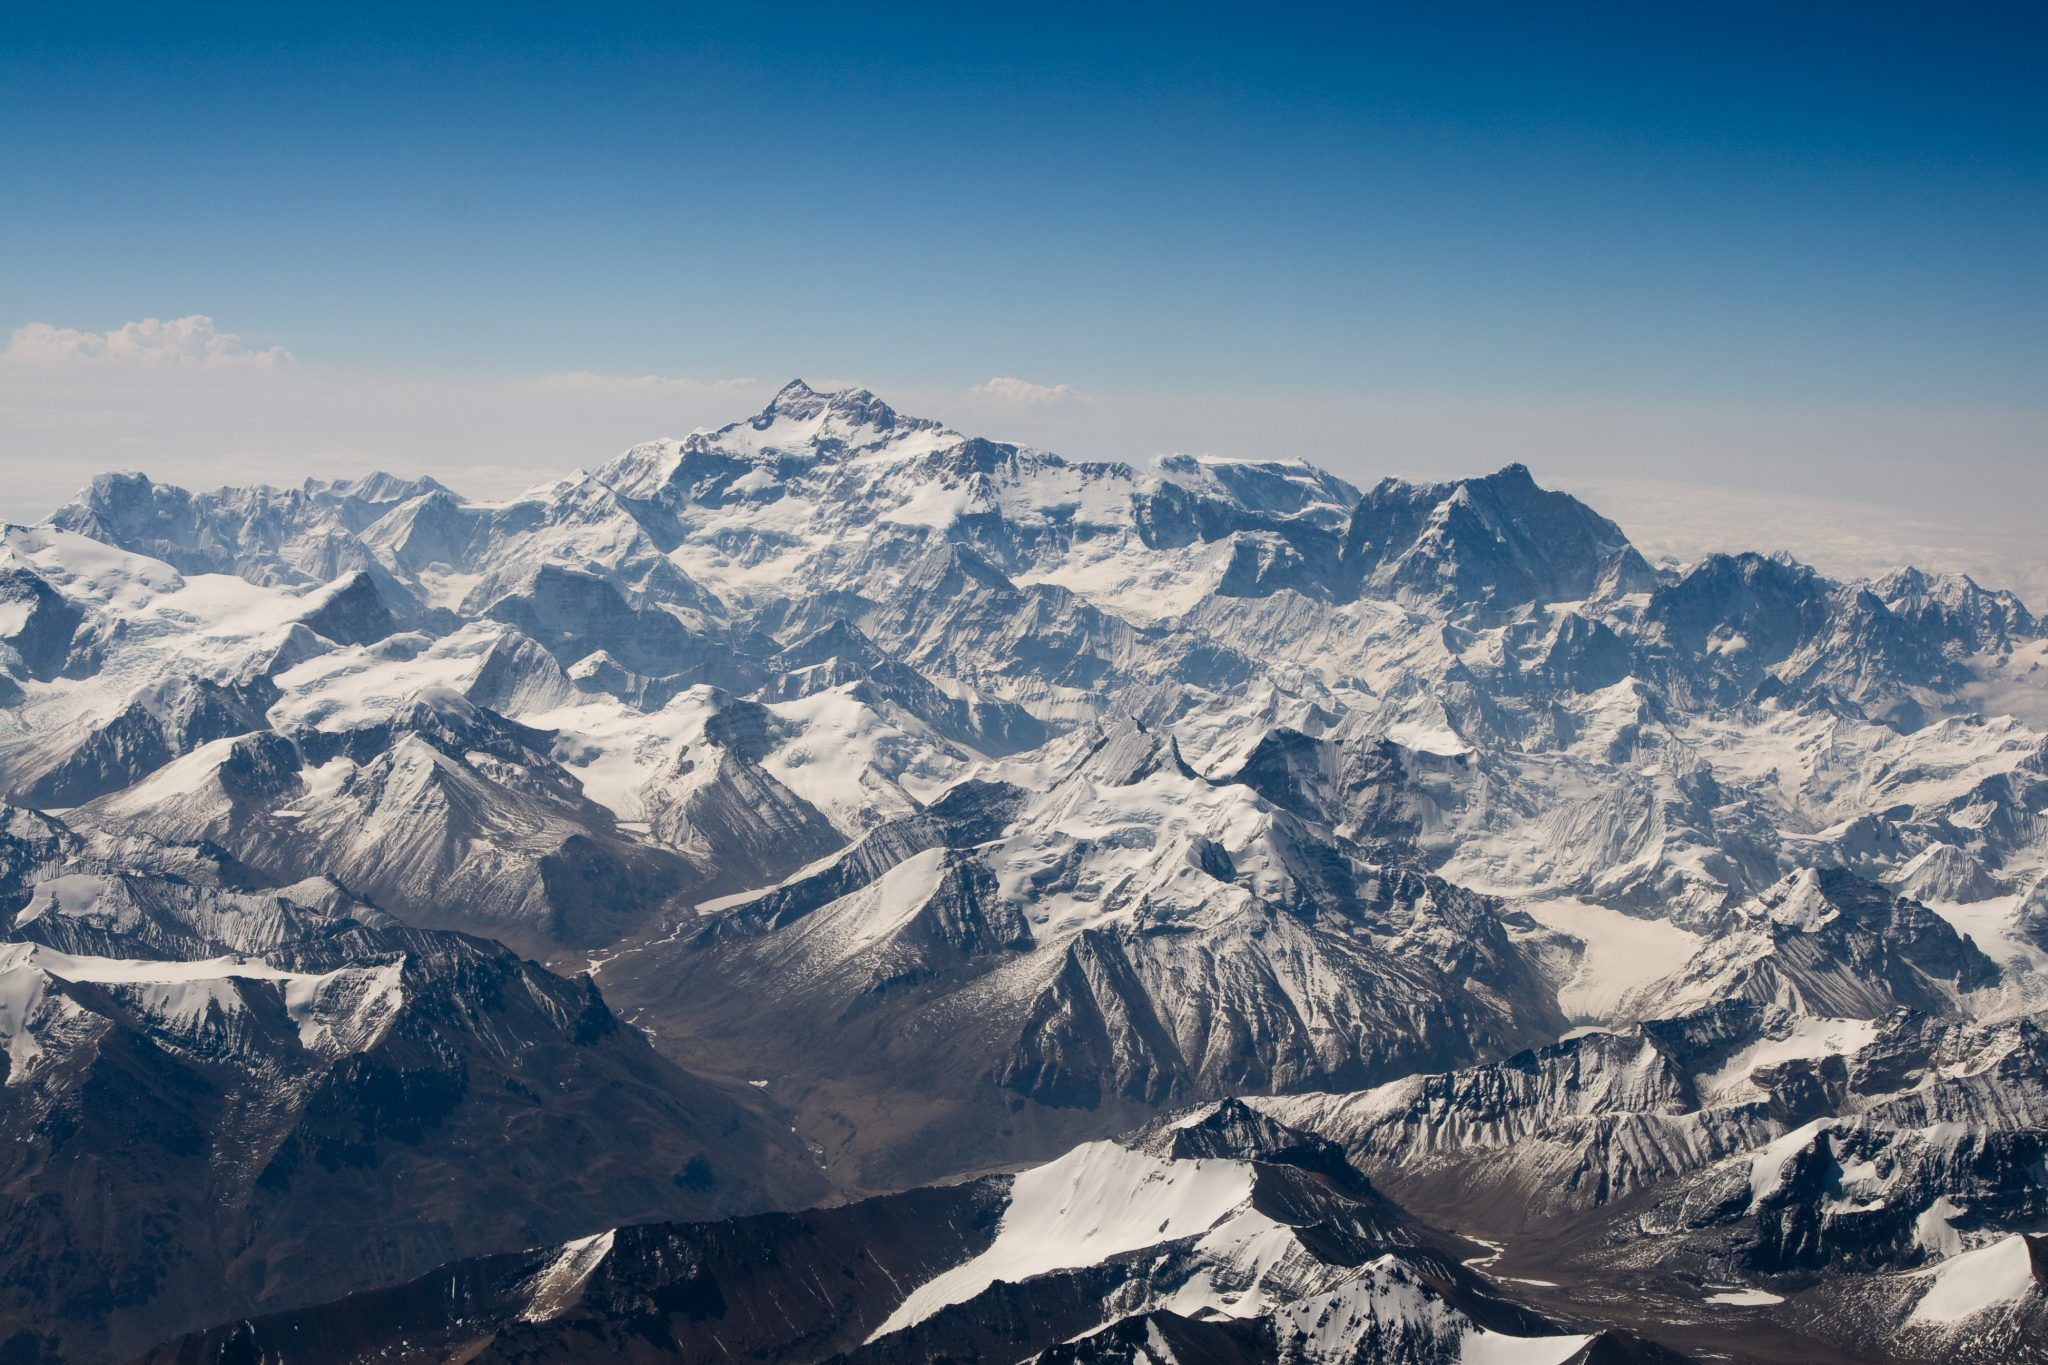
[[1, 382, 2045, 1363], [142, 1106, 1660, 1365], [0, 812, 826, 1363], [1336, 462, 1659, 612]]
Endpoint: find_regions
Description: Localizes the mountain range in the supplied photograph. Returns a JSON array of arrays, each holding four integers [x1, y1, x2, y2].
[[2, 379, 2044, 1362]]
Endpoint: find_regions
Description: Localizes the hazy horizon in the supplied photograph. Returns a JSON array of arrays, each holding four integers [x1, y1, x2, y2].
[[6, 368, 2043, 607]]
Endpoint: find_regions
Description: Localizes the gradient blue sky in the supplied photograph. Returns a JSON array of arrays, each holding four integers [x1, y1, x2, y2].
[[2, 2, 2043, 582]]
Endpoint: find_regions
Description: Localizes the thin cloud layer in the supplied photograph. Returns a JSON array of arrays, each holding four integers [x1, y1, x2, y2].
[[539, 371, 761, 396], [971, 376, 1078, 405], [4, 315, 292, 369]]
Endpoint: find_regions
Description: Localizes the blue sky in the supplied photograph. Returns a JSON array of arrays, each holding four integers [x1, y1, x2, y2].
[[2, 2, 2043, 580]]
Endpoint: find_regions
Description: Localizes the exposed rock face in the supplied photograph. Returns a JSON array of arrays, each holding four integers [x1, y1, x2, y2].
[[18, 674, 279, 809], [1247, 1003, 2048, 1361], [294, 568, 397, 647], [0, 566, 84, 682], [1795, 1233, 2048, 1365], [1613, 868, 2000, 1023], [1337, 462, 1658, 615]]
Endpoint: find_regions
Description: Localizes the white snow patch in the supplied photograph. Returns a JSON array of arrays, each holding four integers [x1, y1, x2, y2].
[[0, 963, 56, 1075], [520, 1230, 616, 1322], [1765, 869, 1841, 934], [0, 943, 404, 1065], [1385, 720, 1472, 758], [1908, 1234, 2040, 1324], [1913, 1196, 1968, 1258], [1704, 1289, 1785, 1306], [1747, 1119, 1832, 1209], [1460, 1236, 1505, 1270], [1702, 1017, 1879, 1099], [868, 1140, 1256, 1340], [1460, 1330, 1590, 1363], [1925, 894, 2047, 974], [1519, 898, 1702, 1024]]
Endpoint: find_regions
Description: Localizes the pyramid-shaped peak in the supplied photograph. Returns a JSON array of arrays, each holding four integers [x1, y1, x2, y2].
[[901, 541, 1018, 596], [752, 379, 934, 438], [774, 618, 883, 671], [760, 377, 873, 417], [315, 472, 456, 505], [1071, 716, 1198, 787]]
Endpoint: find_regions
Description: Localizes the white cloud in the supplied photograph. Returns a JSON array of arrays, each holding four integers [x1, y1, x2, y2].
[[538, 371, 760, 397], [4, 315, 292, 369], [971, 376, 1079, 405]]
